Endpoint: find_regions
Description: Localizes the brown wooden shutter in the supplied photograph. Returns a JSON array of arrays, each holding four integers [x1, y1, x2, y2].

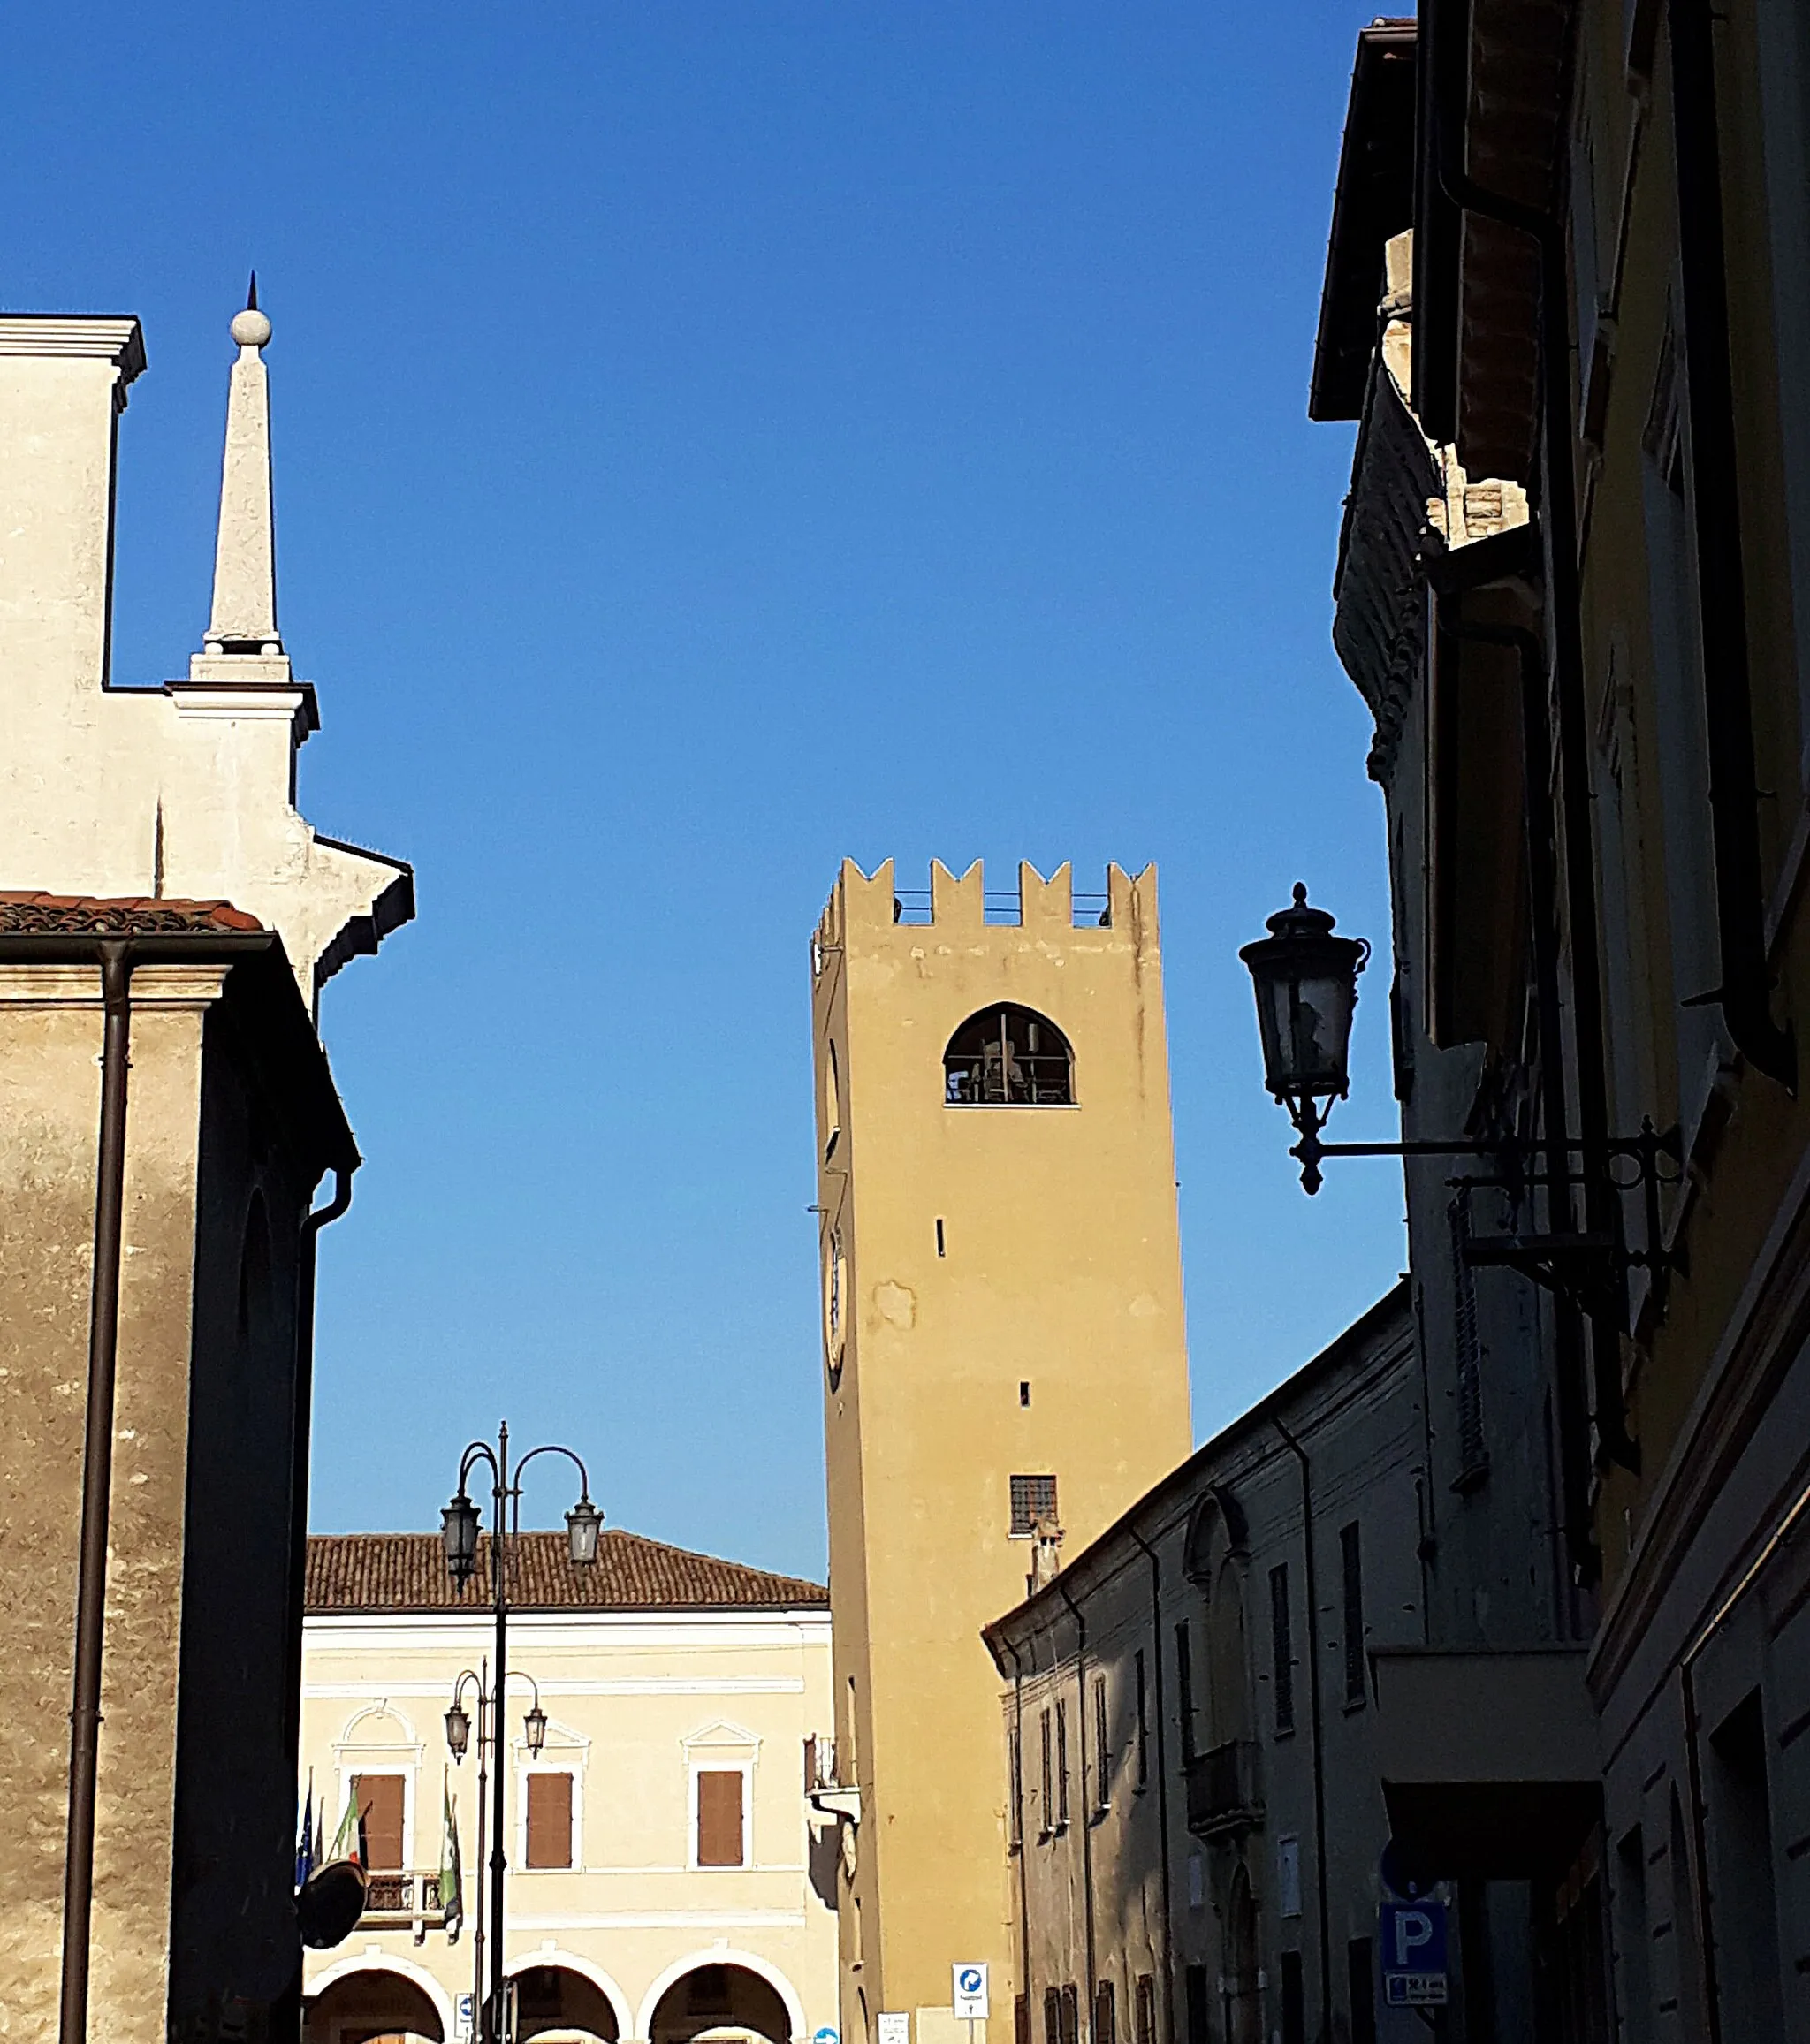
[[353, 1774, 405, 1869], [696, 1769, 745, 1866], [525, 1772, 574, 1869]]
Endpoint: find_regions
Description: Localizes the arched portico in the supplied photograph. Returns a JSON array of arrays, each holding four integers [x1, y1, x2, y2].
[[506, 1954, 624, 2041], [636, 1950, 807, 2044], [303, 1955, 454, 2043]]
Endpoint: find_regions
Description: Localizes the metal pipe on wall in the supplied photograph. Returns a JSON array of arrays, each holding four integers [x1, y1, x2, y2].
[[59, 941, 134, 2044], [1270, 1420, 1331, 2044], [1127, 1530, 1176, 2044], [1054, 1582, 1097, 2043]]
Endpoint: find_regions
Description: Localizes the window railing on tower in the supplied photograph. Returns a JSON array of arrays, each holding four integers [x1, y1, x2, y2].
[[945, 1007, 1075, 1106]]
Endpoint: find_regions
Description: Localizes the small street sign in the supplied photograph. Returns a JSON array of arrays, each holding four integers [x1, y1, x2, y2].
[[1379, 1901, 1449, 2007], [814, 2026, 839, 2044], [878, 2014, 910, 2044], [953, 1965, 990, 2021], [455, 1994, 475, 2041]]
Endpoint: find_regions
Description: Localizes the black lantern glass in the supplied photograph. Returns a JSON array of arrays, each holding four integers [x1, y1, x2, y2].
[[442, 1491, 481, 1586], [524, 1704, 549, 1757], [445, 1700, 471, 1759], [1239, 885, 1369, 1124], [566, 1497, 603, 1566]]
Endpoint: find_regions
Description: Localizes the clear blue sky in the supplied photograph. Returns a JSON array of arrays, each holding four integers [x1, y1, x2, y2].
[[7, 3, 1409, 1580]]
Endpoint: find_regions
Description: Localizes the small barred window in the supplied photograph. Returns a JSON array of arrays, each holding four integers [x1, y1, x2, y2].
[[1010, 1474, 1059, 1538]]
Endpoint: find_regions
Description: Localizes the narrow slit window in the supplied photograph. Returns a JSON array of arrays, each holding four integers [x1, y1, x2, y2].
[[936, 1217, 947, 1256], [1092, 1675, 1110, 1811], [1270, 1563, 1295, 1734], [1341, 1522, 1365, 1706]]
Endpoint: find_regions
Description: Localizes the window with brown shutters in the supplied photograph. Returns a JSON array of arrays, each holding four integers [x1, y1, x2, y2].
[[696, 1768, 746, 1867], [1133, 1976, 1155, 2044], [1093, 1980, 1115, 2044], [1058, 1985, 1080, 2044], [525, 1772, 574, 1869], [351, 1774, 404, 1869]]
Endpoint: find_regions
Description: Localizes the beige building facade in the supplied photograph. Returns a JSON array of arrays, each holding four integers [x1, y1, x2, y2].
[[300, 1532, 837, 2044], [809, 860, 1192, 2044]]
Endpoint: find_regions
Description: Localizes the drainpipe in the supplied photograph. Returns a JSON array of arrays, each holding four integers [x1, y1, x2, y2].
[[60, 941, 134, 2044], [1270, 1421, 1330, 2044], [1668, 0, 1796, 1090], [1000, 1637, 1034, 2044], [1127, 1530, 1176, 2044], [283, 1167, 355, 1789], [1055, 1582, 1097, 2041]]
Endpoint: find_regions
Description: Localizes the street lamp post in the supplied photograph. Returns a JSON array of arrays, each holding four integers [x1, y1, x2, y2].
[[447, 1660, 548, 2041], [441, 1422, 603, 2044]]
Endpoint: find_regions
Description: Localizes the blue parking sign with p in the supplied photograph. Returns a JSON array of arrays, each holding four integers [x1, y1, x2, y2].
[[1379, 1901, 1449, 2006]]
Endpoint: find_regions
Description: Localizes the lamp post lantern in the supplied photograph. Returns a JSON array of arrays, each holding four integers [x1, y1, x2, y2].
[[441, 1423, 600, 2044], [1240, 884, 1370, 1191]]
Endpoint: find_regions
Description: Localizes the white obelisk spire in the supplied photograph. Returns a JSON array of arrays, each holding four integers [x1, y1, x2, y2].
[[204, 277, 280, 653]]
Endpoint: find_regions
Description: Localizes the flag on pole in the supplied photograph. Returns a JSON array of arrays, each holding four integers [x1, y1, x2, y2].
[[439, 1770, 464, 1941], [295, 1772, 315, 1890], [330, 1786, 364, 1867]]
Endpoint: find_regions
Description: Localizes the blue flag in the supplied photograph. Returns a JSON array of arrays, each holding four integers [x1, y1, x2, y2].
[[295, 1772, 316, 1890]]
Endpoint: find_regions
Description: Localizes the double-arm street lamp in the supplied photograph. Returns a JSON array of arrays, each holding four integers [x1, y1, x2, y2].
[[441, 1422, 603, 2044], [444, 1660, 546, 2043]]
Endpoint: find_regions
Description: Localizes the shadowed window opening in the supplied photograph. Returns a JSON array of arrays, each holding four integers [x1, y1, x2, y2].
[[944, 1006, 1073, 1105], [1011, 1474, 1058, 1537]]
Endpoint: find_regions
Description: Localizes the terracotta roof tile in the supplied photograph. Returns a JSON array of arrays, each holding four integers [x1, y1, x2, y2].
[[306, 1531, 828, 1615], [0, 892, 263, 935]]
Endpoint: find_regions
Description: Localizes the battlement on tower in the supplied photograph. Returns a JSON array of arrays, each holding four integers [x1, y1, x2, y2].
[[814, 858, 1159, 957]]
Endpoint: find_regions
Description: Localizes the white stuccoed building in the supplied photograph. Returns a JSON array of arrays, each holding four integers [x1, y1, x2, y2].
[[0, 296, 413, 1008], [300, 1531, 838, 2044]]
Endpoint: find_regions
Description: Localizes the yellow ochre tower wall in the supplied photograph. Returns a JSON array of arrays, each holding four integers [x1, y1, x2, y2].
[[810, 857, 1192, 2044]]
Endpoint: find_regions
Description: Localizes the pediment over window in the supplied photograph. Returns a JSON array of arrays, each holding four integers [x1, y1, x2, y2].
[[681, 1718, 761, 1753]]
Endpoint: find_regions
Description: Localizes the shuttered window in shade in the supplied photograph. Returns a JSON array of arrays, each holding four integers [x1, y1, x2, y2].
[[352, 1774, 405, 1869], [696, 1769, 745, 1866], [525, 1772, 574, 1868]]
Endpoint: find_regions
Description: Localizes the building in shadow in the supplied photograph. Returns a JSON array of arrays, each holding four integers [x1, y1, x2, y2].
[[0, 296, 411, 2039], [983, 1288, 1425, 2044]]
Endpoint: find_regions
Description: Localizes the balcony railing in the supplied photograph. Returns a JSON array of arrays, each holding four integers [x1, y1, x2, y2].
[[1184, 1740, 1262, 1837], [360, 1870, 446, 1935]]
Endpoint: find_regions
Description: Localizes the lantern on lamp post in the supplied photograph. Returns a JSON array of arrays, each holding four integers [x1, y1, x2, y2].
[[1240, 884, 1370, 1192]]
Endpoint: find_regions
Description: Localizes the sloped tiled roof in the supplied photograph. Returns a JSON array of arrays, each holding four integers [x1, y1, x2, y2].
[[306, 1530, 828, 1615], [0, 892, 263, 934]]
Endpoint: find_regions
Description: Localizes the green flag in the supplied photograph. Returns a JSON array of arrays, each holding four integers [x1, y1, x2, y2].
[[439, 1772, 464, 1941], [330, 1787, 362, 1866]]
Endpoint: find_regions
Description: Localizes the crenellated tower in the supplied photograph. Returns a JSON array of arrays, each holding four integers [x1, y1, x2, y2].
[[810, 858, 1192, 2044]]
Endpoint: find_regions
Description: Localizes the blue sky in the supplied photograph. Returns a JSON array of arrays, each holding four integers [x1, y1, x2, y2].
[[7, 3, 1408, 1579]]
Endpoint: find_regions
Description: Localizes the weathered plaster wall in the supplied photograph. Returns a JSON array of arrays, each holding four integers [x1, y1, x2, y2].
[[0, 968, 220, 2039], [813, 858, 1193, 2040]]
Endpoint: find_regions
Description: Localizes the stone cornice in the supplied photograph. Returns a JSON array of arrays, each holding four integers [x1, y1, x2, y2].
[[0, 316, 146, 407]]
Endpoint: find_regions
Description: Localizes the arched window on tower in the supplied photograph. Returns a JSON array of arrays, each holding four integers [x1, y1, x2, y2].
[[943, 1006, 1074, 1106]]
